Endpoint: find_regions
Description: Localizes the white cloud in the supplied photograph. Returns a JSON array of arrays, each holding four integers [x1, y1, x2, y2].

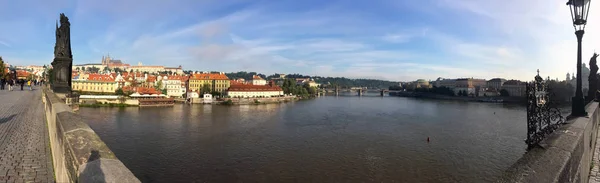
[[382, 33, 412, 43]]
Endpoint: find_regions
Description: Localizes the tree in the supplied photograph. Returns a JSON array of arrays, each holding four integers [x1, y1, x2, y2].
[[114, 68, 123, 73], [129, 69, 133, 73], [500, 89, 510, 97], [155, 80, 163, 90], [210, 91, 221, 97], [104, 67, 111, 73], [161, 89, 167, 95], [115, 88, 125, 96], [201, 83, 211, 94], [0, 56, 5, 77]]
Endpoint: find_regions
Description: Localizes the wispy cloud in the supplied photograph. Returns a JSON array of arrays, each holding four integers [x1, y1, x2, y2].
[[0, 40, 11, 48], [0, 0, 594, 82]]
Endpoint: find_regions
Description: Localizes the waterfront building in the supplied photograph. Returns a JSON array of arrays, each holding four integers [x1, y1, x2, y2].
[[187, 91, 200, 99], [484, 88, 500, 97], [408, 79, 431, 90], [226, 81, 284, 98], [453, 78, 486, 96], [72, 74, 117, 93], [252, 75, 267, 85], [433, 78, 456, 89], [487, 78, 507, 90], [165, 75, 187, 98], [189, 72, 231, 93], [501, 80, 526, 97], [454, 78, 475, 96]]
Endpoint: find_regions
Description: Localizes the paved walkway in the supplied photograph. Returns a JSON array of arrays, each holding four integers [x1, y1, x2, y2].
[[0, 88, 54, 183], [591, 126, 600, 183]]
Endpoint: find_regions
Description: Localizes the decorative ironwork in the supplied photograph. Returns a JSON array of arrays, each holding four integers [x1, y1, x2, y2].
[[526, 70, 566, 148]]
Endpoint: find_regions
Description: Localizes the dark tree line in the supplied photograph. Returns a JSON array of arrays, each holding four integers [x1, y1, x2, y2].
[[225, 71, 267, 81]]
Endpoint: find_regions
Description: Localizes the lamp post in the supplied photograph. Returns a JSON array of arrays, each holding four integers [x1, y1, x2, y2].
[[567, 0, 592, 117]]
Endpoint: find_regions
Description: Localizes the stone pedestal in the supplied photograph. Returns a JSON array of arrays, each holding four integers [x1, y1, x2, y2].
[[51, 57, 72, 94], [65, 92, 79, 111]]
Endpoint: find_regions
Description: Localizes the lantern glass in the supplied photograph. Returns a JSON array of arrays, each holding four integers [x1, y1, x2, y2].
[[568, 0, 591, 30]]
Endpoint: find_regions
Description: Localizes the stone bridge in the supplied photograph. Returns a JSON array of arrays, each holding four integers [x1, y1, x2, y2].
[[501, 102, 600, 183], [0, 87, 139, 182]]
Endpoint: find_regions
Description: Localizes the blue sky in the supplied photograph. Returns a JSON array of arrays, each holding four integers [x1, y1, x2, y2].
[[0, 0, 599, 81]]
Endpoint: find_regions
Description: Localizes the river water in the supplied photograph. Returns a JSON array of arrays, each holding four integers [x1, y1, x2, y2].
[[79, 95, 528, 183]]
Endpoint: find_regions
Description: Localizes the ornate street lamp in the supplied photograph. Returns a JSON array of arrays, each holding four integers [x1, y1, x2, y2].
[[567, 0, 592, 116]]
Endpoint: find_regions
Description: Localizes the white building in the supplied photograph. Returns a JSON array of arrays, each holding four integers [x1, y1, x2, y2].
[[227, 82, 284, 98], [251, 75, 267, 85], [165, 75, 187, 98]]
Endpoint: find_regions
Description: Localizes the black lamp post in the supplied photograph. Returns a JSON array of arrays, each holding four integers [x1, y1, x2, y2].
[[567, 0, 592, 117]]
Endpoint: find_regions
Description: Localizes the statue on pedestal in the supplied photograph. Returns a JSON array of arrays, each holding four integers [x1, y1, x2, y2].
[[51, 13, 73, 93], [588, 53, 599, 102]]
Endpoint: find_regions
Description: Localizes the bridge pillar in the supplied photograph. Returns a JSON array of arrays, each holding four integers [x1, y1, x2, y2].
[[358, 89, 363, 96], [380, 90, 384, 96]]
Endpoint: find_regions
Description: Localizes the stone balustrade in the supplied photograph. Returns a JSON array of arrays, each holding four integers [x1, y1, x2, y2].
[[500, 102, 600, 183], [43, 87, 139, 183]]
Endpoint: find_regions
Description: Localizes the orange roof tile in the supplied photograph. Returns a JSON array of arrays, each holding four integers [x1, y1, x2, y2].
[[191, 73, 229, 80], [252, 75, 264, 80]]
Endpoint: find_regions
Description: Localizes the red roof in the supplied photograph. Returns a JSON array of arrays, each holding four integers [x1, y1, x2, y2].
[[252, 75, 264, 80], [191, 73, 229, 80], [16, 70, 29, 77], [122, 86, 161, 95], [147, 75, 157, 82], [230, 80, 244, 85], [228, 84, 283, 92]]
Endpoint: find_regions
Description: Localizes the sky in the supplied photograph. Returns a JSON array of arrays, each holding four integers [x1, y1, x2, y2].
[[0, 0, 599, 82]]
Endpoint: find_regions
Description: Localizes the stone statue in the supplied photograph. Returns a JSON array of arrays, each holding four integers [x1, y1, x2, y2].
[[588, 53, 599, 102], [51, 13, 73, 93]]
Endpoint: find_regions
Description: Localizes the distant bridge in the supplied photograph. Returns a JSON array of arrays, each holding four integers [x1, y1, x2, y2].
[[319, 87, 389, 96]]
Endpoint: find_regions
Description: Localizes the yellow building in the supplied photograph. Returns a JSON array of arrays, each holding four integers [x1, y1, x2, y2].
[[72, 74, 117, 93], [189, 72, 231, 93]]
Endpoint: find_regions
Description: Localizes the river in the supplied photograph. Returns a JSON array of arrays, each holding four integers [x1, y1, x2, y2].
[[79, 96, 528, 182]]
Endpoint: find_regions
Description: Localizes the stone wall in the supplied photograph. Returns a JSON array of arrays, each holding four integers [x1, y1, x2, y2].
[[500, 102, 600, 183], [42, 88, 139, 183]]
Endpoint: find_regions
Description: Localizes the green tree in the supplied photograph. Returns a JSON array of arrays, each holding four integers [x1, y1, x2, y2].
[[155, 80, 163, 90], [115, 88, 125, 96], [161, 89, 167, 95], [201, 83, 211, 94], [500, 89, 510, 97], [114, 68, 123, 73]]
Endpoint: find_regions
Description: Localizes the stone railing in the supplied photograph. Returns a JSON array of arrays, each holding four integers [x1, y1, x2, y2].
[[500, 102, 600, 183], [42, 87, 139, 183]]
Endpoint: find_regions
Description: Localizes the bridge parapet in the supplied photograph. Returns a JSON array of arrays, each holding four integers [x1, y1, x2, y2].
[[43, 87, 140, 183], [500, 102, 600, 183]]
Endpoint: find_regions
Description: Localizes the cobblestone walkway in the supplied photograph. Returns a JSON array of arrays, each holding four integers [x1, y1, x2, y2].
[[0, 89, 54, 182], [590, 127, 600, 183]]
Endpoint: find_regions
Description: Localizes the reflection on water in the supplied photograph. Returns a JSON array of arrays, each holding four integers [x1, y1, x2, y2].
[[80, 96, 527, 183]]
